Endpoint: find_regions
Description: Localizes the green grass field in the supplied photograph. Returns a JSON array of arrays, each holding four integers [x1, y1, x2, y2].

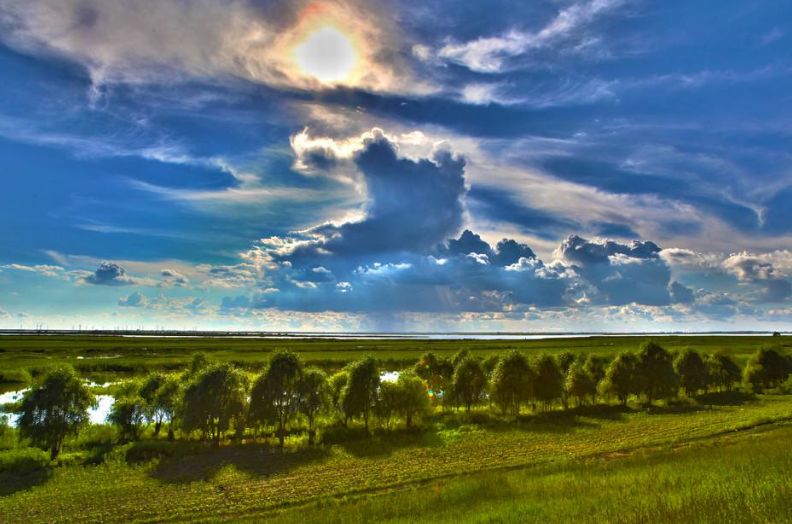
[[2, 394, 791, 522], [1, 334, 787, 385], [1, 334, 791, 523]]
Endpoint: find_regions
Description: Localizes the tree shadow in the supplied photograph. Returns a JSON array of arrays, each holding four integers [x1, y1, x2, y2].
[[695, 391, 756, 406], [334, 427, 434, 458], [150, 442, 330, 484], [0, 467, 52, 496]]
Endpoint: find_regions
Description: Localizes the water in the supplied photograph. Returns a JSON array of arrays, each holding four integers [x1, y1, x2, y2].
[[380, 371, 400, 383], [0, 389, 115, 427]]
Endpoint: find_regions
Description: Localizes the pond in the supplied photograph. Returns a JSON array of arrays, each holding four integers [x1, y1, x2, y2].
[[0, 388, 115, 427]]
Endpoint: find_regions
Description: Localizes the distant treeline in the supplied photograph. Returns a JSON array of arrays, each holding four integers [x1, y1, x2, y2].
[[5, 343, 792, 460]]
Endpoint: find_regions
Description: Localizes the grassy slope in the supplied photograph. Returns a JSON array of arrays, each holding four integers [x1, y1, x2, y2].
[[267, 424, 792, 524], [2, 395, 791, 523], [2, 335, 789, 381]]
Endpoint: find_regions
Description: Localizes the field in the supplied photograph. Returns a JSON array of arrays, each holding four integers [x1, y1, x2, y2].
[[1, 334, 791, 523], [1, 334, 786, 384]]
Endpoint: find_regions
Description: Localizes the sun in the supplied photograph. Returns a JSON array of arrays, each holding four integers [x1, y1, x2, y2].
[[294, 26, 358, 84]]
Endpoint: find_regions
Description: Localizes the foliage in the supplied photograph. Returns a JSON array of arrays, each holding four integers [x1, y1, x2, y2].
[[414, 352, 454, 402], [533, 354, 563, 410], [565, 362, 596, 406], [139, 372, 167, 435], [328, 370, 348, 415], [705, 353, 741, 392], [249, 351, 304, 447], [155, 376, 181, 440], [181, 364, 248, 446], [108, 396, 146, 443], [490, 351, 533, 416], [299, 368, 329, 444], [636, 342, 678, 404], [674, 349, 708, 396], [16, 367, 95, 460], [599, 352, 638, 405], [452, 356, 486, 414], [341, 357, 380, 431], [745, 347, 791, 390]]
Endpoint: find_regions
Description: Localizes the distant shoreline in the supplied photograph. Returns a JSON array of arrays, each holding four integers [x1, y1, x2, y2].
[[0, 329, 786, 340]]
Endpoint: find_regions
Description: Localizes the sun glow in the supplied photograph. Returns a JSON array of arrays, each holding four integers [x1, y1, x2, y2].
[[294, 26, 358, 83]]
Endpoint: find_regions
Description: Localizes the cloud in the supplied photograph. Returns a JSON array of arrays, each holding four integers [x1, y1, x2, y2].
[[0, 0, 431, 96], [118, 291, 147, 307], [160, 269, 189, 287], [723, 252, 792, 302], [436, 0, 625, 73], [83, 262, 138, 286], [0, 264, 64, 277]]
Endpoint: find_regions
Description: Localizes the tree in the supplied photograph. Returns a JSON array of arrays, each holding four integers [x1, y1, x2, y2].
[[565, 363, 596, 407], [376, 380, 400, 429], [743, 361, 766, 393], [452, 357, 487, 414], [16, 367, 95, 460], [490, 351, 533, 416], [636, 342, 678, 404], [583, 355, 608, 402], [328, 370, 348, 422], [155, 376, 181, 440], [394, 372, 431, 428], [414, 352, 454, 403], [299, 368, 328, 445], [181, 364, 248, 447], [674, 349, 708, 396], [557, 352, 576, 375], [341, 357, 380, 431], [533, 355, 563, 411], [140, 373, 167, 435], [599, 352, 638, 405], [108, 396, 146, 443], [750, 348, 791, 388], [249, 351, 303, 448], [705, 353, 741, 392]]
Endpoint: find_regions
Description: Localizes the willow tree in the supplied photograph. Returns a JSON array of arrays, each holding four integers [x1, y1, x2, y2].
[[17, 367, 95, 460], [182, 364, 248, 447], [249, 351, 303, 448]]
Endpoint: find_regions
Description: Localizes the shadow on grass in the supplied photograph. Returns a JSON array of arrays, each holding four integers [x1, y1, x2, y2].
[[150, 442, 330, 484], [0, 469, 52, 496], [696, 391, 756, 406]]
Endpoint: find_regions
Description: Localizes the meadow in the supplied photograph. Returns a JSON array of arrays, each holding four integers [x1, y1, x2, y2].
[[1, 334, 791, 523]]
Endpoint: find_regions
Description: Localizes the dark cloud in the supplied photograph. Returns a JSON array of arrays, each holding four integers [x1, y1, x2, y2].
[[669, 280, 695, 304], [118, 291, 146, 307], [84, 262, 136, 286]]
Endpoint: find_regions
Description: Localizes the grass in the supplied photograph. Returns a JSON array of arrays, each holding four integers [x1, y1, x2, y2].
[[265, 424, 792, 524], [1, 394, 791, 523], [1, 334, 788, 384]]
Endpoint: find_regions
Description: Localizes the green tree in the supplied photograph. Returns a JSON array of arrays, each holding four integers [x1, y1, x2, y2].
[[743, 361, 766, 393], [452, 357, 487, 414], [750, 348, 791, 388], [394, 372, 431, 428], [140, 373, 167, 435], [249, 351, 303, 448], [341, 357, 380, 431], [16, 367, 95, 460], [636, 342, 678, 404], [490, 351, 533, 416], [557, 352, 576, 374], [108, 396, 146, 443], [599, 352, 638, 405], [328, 370, 348, 421], [181, 364, 248, 447], [299, 368, 328, 445], [705, 353, 741, 392], [189, 352, 209, 375], [376, 380, 400, 429], [155, 376, 181, 440], [533, 355, 563, 411], [674, 349, 708, 396], [583, 355, 608, 402], [565, 362, 596, 407], [414, 352, 453, 403]]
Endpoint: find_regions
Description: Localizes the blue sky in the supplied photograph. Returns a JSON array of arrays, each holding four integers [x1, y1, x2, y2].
[[0, 0, 791, 331]]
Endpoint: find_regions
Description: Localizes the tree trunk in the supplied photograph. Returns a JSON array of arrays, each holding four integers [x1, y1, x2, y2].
[[154, 420, 162, 436], [50, 443, 60, 461], [167, 427, 175, 441]]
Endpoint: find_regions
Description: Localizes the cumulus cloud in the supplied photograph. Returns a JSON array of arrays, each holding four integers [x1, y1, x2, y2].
[[83, 262, 138, 286], [118, 291, 147, 307], [160, 269, 189, 287], [723, 252, 792, 302]]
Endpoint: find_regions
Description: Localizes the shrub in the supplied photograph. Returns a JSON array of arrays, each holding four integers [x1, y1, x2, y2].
[[0, 448, 51, 474]]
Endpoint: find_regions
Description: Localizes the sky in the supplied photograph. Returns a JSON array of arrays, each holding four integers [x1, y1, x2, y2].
[[0, 0, 791, 332]]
